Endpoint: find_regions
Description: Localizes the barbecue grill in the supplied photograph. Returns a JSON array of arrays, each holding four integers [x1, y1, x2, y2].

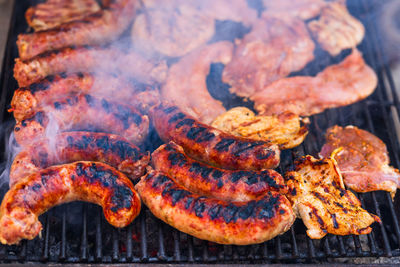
[[1, 0, 400, 264]]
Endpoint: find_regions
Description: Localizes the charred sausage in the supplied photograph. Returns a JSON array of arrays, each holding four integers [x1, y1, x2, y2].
[[150, 103, 280, 170], [13, 94, 149, 146], [152, 142, 287, 202], [17, 0, 138, 60], [13, 46, 167, 87], [9, 72, 142, 122], [0, 161, 141, 245], [10, 131, 150, 186], [135, 169, 295, 245]]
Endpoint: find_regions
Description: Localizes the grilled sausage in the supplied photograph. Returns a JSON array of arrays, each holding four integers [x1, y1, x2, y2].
[[0, 161, 141, 245], [135, 170, 295, 245], [9, 72, 142, 122], [152, 142, 287, 202], [13, 94, 149, 146], [13, 46, 168, 87], [10, 131, 150, 186], [17, 0, 138, 60], [150, 103, 280, 170]]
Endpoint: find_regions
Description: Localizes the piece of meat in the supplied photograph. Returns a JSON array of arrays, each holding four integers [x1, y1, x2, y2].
[[13, 94, 149, 146], [10, 131, 150, 186], [320, 125, 400, 199], [222, 16, 315, 97], [135, 169, 295, 245], [308, 2, 365, 56], [25, 0, 101, 32], [151, 142, 287, 202], [13, 46, 168, 87], [131, 4, 215, 58], [211, 107, 309, 150], [252, 49, 377, 116], [0, 161, 141, 245], [150, 103, 280, 170], [262, 0, 326, 20], [18, 0, 138, 60], [9, 72, 144, 122], [161, 42, 233, 124], [285, 155, 381, 239]]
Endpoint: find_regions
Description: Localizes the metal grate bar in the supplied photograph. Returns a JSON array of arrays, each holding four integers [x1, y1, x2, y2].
[[80, 204, 88, 261], [95, 210, 102, 261], [173, 230, 181, 261], [157, 220, 166, 260], [112, 229, 119, 261], [60, 208, 66, 261], [140, 211, 148, 261], [42, 213, 50, 261]]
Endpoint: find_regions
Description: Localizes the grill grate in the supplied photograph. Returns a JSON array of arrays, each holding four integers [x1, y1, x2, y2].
[[1, 0, 400, 264]]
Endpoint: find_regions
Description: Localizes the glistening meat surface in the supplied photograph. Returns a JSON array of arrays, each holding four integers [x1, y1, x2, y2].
[[135, 169, 295, 245], [252, 49, 377, 116], [320, 125, 400, 198], [150, 103, 280, 171], [0, 161, 141, 245], [152, 142, 287, 202]]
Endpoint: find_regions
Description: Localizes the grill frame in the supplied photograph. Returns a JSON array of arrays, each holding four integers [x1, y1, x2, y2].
[[1, 0, 400, 264]]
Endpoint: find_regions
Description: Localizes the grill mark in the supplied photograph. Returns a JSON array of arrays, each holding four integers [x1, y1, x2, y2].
[[151, 174, 169, 188], [311, 208, 325, 227], [101, 99, 111, 113], [255, 149, 274, 160], [29, 81, 50, 93], [259, 170, 279, 189], [186, 127, 207, 140], [214, 138, 235, 152], [163, 106, 178, 114], [169, 112, 185, 123], [231, 142, 263, 157], [168, 153, 186, 167], [208, 204, 222, 220], [175, 118, 195, 129], [239, 201, 256, 220], [193, 197, 206, 218], [332, 214, 339, 229], [222, 204, 239, 223], [313, 191, 328, 204]]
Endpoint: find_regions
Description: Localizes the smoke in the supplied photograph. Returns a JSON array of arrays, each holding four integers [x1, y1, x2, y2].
[[0, 122, 22, 189]]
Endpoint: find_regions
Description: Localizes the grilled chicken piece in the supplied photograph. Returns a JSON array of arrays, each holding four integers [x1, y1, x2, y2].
[[162, 42, 233, 124], [211, 107, 309, 150], [25, 0, 101, 32], [252, 49, 377, 116], [262, 0, 326, 20], [9, 72, 146, 122], [308, 2, 365, 56], [222, 16, 315, 97], [0, 162, 141, 245], [17, 0, 138, 60], [285, 156, 381, 239], [131, 4, 215, 58], [320, 125, 400, 199], [13, 46, 167, 87]]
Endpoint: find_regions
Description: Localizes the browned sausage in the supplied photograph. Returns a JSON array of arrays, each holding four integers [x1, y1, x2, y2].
[[0, 161, 141, 245], [10, 131, 150, 186], [152, 142, 287, 202], [135, 169, 295, 245], [13, 94, 149, 146], [150, 103, 280, 170]]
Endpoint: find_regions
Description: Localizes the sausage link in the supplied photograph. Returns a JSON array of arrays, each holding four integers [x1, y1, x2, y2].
[[135, 170, 295, 245], [0, 161, 141, 245], [13, 94, 149, 146], [152, 142, 287, 202], [10, 131, 150, 186], [150, 103, 280, 170], [17, 0, 138, 60]]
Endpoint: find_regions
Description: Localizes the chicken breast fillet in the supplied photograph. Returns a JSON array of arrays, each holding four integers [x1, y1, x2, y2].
[[285, 155, 380, 239], [211, 107, 309, 150], [320, 125, 400, 199]]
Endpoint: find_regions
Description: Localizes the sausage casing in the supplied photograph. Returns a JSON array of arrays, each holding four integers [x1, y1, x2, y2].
[[135, 170, 295, 245], [150, 103, 280, 170], [152, 142, 287, 202], [10, 131, 149, 186], [0, 161, 141, 245], [14, 94, 149, 146]]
